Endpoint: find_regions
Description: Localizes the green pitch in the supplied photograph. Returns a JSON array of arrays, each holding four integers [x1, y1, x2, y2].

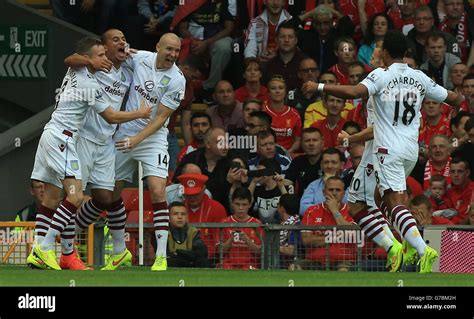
[[0, 265, 473, 287]]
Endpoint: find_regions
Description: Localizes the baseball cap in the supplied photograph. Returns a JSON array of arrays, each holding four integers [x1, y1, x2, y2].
[[177, 173, 209, 195]]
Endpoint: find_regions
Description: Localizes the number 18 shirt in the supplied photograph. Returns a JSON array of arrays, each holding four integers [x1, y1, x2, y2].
[[360, 63, 448, 161]]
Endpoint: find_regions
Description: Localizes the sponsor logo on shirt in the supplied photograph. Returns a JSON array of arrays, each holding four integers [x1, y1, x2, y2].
[[134, 84, 158, 104], [144, 80, 154, 92]]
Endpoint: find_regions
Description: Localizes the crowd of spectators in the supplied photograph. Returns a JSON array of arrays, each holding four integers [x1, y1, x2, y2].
[[50, 0, 474, 270]]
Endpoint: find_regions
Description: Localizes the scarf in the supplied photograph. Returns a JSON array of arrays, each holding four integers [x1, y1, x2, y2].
[[439, 12, 471, 63], [423, 157, 452, 190]]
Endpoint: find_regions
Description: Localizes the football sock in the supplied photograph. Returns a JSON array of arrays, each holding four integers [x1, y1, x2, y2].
[[368, 207, 397, 241], [41, 200, 77, 251], [107, 199, 127, 255], [354, 208, 393, 251], [34, 205, 56, 248], [390, 205, 427, 256], [76, 199, 104, 233], [152, 202, 169, 257], [60, 215, 75, 255]]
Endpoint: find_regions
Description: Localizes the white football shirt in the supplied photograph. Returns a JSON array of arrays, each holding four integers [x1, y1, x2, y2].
[[45, 67, 109, 133], [360, 63, 448, 161], [358, 97, 375, 168], [80, 66, 133, 145], [118, 51, 186, 142]]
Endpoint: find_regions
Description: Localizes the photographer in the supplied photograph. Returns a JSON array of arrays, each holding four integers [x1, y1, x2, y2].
[[248, 158, 288, 224]]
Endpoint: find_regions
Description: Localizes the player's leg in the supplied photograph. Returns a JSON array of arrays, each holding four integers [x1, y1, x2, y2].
[[375, 154, 438, 272], [147, 175, 169, 271], [27, 182, 62, 269], [348, 165, 402, 271]]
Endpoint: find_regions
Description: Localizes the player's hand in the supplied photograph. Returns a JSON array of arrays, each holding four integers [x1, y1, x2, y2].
[[115, 136, 139, 153], [90, 56, 113, 73], [337, 130, 350, 146], [325, 193, 340, 215], [137, 99, 152, 119], [302, 81, 318, 96]]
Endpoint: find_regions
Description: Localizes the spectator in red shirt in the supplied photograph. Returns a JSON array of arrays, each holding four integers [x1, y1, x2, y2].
[[422, 134, 452, 190], [426, 175, 454, 211], [221, 187, 263, 269], [329, 37, 357, 85], [311, 94, 346, 149], [234, 58, 269, 103], [177, 172, 228, 263], [386, 0, 416, 34], [301, 176, 356, 270], [177, 112, 211, 166], [263, 75, 302, 153], [346, 62, 366, 109], [410, 195, 454, 225], [447, 158, 474, 224], [419, 98, 452, 152]]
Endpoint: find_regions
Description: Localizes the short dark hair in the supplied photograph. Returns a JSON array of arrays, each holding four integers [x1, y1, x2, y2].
[[342, 121, 361, 133], [430, 175, 447, 186], [243, 98, 263, 109], [302, 127, 323, 137], [325, 176, 345, 187], [232, 187, 252, 203], [462, 73, 474, 84], [322, 147, 345, 163], [250, 111, 272, 126], [190, 111, 212, 126], [257, 129, 277, 141], [464, 116, 474, 132], [318, 71, 338, 82], [426, 32, 447, 46], [411, 195, 432, 210], [348, 61, 366, 70], [182, 55, 207, 74], [276, 21, 297, 36], [451, 157, 470, 170], [169, 201, 186, 210], [75, 37, 102, 55], [383, 30, 409, 59], [243, 57, 261, 72], [258, 158, 281, 174], [279, 194, 300, 216], [450, 111, 472, 129]]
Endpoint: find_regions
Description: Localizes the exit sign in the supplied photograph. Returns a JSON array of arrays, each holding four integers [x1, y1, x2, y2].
[[0, 25, 48, 79]]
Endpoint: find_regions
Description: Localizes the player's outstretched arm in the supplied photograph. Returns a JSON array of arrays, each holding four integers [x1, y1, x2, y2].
[[64, 53, 112, 72], [100, 99, 152, 124], [302, 81, 369, 100], [115, 103, 174, 151], [337, 126, 374, 146]]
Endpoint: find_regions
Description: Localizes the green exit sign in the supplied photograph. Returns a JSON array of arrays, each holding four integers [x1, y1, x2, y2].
[[0, 25, 48, 79]]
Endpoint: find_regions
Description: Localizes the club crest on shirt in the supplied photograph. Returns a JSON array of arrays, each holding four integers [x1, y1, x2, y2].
[[58, 144, 65, 152], [365, 167, 373, 176], [70, 160, 79, 171], [121, 72, 126, 82], [160, 75, 171, 86]]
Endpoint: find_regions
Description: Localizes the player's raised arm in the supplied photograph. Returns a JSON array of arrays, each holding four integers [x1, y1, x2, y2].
[[302, 81, 369, 100], [99, 99, 152, 124], [64, 53, 112, 72]]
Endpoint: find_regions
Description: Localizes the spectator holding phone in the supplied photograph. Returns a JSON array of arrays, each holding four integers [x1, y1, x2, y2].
[[248, 158, 288, 224], [221, 187, 263, 269]]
